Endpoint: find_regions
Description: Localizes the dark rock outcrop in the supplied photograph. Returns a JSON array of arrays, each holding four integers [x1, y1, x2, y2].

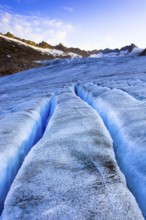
[[5, 32, 15, 38], [54, 43, 68, 52], [120, 43, 137, 53], [139, 49, 146, 56], [38, 41, 54, 49], [0, 57, 41, 77]]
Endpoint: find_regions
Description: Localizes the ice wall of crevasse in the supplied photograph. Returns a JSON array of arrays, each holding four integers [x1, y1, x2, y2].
[[75, 83, 146, 219], [0, 96, 56, 215], [1, 88, 144, 219]]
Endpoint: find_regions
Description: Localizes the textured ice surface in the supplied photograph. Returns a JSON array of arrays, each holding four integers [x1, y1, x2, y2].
[[76, 83, 146, 218], [1, 56, 146, 219], [1, 88, 143, 219], [0, 96, 53, 213]]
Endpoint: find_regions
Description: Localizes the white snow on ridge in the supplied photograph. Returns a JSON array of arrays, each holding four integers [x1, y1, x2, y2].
[[0, 34, 79, 58], [90, 48, 144, 58]]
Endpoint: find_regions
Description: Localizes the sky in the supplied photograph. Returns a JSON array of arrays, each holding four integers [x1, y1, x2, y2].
[[0, 0, 146, 50]]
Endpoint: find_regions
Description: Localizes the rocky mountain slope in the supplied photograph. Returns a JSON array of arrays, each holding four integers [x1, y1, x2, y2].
[[0, 33, 80, 76], [0, 36, 51, 76], [2, 32, 89, 57]]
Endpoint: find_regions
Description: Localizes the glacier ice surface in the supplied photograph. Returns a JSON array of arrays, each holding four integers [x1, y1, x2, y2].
[[1, 56, 146, 219]]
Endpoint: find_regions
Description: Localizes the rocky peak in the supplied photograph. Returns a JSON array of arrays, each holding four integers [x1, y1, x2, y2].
[[38, 41, 53, 49], [120, 43, 137, 52], [54, 43, 68, 52], [139, 48, 146, 56], [5, 32, 15, 38]]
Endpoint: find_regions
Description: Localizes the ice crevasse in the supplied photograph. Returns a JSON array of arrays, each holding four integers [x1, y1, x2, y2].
[[0, 96, 55, 214], [76, 83, 146, 219]]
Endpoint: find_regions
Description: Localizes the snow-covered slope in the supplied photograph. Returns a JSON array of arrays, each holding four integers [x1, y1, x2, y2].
[[1, 56, 146, 219]]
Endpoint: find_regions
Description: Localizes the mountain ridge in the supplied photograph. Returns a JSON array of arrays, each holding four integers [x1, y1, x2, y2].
[[1, 32, 140, 56], [0, 31, 145, 76], [2, 32, 89, 57]]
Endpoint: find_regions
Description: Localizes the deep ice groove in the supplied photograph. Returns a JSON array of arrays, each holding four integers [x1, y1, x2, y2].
[[0, 96, 55, 214], [75, 83, 146, 219]]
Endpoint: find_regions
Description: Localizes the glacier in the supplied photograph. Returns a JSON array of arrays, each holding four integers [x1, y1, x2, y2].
[[0, 56, 146, 219]]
